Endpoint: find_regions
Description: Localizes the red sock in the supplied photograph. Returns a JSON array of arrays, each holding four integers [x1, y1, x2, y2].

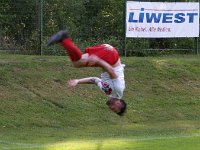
[[61, 38, 82, 62]]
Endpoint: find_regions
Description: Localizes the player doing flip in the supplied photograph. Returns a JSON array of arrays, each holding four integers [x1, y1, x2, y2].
[[48, 29, 126, 116]]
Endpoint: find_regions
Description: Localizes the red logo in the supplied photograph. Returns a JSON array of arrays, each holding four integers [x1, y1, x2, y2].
[[101, 82, 112, 95]]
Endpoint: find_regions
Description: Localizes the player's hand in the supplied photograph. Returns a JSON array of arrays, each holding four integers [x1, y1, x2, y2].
[[67, 79, 79, 89]]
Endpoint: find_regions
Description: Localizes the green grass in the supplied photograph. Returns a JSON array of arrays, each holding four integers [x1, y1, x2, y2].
[[0, 54, 200, 150], [1, 136, 200, 150]]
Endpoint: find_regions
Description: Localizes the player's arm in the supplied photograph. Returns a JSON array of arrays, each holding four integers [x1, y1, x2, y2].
[[67, 77, 101, 89], [87, 55, 117, 79]]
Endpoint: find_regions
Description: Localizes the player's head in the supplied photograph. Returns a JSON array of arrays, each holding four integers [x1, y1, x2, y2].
[[106, 98, 127, 116]]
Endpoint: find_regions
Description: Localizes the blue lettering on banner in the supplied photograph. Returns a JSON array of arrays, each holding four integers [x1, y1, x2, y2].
[[128, 8, 198, 23]]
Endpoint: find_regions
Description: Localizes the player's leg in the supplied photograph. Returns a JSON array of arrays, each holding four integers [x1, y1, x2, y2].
[[61, 38, 82, 62], [48, 30, 86, 67]]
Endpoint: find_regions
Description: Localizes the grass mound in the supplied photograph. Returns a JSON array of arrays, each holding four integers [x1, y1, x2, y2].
[[0, 54, 200, 149]]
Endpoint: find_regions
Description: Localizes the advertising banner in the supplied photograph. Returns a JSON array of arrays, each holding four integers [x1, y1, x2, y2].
[[126, 2, 199, 38]]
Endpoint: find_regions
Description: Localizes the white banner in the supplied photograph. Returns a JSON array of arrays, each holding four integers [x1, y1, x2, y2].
[[126, 2, 199, 38]]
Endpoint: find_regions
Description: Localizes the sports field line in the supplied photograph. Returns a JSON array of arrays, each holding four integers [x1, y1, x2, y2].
[[1, 134, 200, 149]]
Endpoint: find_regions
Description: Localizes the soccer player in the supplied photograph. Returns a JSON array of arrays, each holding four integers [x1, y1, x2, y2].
[[48, 30, 126, 116]]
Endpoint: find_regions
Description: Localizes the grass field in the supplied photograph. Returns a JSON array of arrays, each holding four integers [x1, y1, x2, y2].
[[0, 54, 200, 150]]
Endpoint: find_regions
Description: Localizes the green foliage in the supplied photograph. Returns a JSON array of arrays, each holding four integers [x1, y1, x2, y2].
[[0, 0, 199, 55], [0, 0, 40, 52], [125, 38, 195, 56]]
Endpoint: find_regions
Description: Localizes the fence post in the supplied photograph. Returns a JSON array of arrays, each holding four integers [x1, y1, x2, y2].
[[197, 37, 199, 55], [123, 0, 127, 57], [39, 0, 43, 55], [198, 0, 200, 55]]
